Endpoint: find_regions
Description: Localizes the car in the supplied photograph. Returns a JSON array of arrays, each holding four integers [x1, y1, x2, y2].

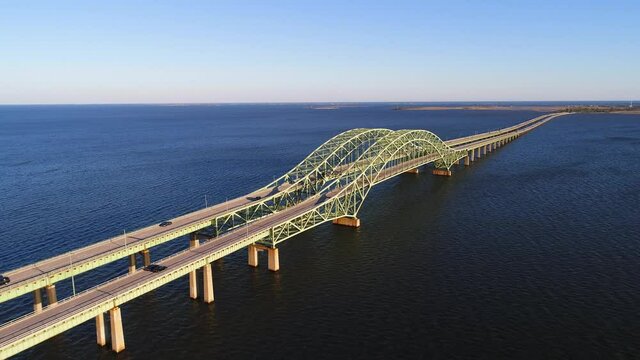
[[143, 264, 167, 273], [0, 275, 10, 286], [159, 221, 172, 227]]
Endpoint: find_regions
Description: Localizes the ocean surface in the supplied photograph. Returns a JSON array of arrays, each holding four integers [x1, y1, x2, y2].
[[0, 104, 639, 359]]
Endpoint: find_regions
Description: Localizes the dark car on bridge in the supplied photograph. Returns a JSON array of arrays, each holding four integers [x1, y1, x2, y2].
[[0, 275, 10, 286], [143, 264, 167, 273], [159, 221, 172, 227]]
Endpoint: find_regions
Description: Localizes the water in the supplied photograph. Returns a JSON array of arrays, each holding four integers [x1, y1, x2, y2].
[[0, 104, 639, 359]]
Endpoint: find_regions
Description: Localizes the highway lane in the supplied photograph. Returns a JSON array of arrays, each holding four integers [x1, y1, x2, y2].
[[0, 185, 280, 302]]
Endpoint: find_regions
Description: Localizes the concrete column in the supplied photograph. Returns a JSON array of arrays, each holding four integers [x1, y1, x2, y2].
[[202, 263, 214, 303], [469, 149, 475, 162], [141, 249, 151, 267], [128, 254, 136, 274], [405, 168, 419, 174], [189, 234, 200, 299], [432, 169, 452, 176], [487, 144, 492, 153], [268, 248, 280, 272], [464, 155, 470, 166], [33, 289, 43, 313], [46, 285, 57, 307], [109, 307, 125, 353], [332, 216, 361, 227], [248, 244, 259, 267], [476, 147, 482, 159], [96, 313, 106, 346]]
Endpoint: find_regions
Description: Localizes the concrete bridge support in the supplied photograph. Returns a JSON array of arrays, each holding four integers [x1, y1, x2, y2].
[[332, 216, 361, 228], [468, 150, 475, 163], [109, 307, 125, 353], [203, 263, 214, 303], [432, 169, 452, 176], [141, 249, 151, 267], [487, 144, 492, 153], [476, 147, 482, 159], [464, 155, 470, 166], [248, 244, 259, 267], [268, 248, 280, 272], [405, 168, 419, 174], [96, 313, 106, 346], [33, 289, 43, 313], [45, 285, 57, 308], [189, 234, 200, 299], [128, 254, 136, 274]]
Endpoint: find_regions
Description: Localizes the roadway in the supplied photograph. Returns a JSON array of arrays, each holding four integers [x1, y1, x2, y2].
[[0, 113, 566, 358], [0, 113, 560, 304]]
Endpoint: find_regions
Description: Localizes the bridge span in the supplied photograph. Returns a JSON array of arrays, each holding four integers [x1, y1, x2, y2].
[[0, 113, 567, 358]]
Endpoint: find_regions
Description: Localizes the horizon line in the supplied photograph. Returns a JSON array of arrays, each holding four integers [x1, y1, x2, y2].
[[0, 100, 636, 106]]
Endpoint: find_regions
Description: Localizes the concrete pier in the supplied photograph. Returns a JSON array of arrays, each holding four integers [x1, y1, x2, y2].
[[189, 234, 200, 299], [203, 263, 214, 303], [332, 216, 361, 227], [405, 168, 419, 174], [96, 313, 106, 346], [464, 155, 470, 166], [432, 169, 452, 176], [45, 285, 57, 307], [109, 307, 125, 353], [128, 254, 136, 274], [33, 289, 42, 313], [248, 244, 259, 267], [141, 249, 151, 267], [476, 147, 482, 159], [268, 248, 280, 272]]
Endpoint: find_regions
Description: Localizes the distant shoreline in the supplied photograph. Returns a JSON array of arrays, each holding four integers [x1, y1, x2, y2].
[[395, 105, 640, 114]]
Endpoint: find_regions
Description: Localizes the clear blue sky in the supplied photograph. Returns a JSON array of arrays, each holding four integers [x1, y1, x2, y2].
[[1, 0, 638, 104]]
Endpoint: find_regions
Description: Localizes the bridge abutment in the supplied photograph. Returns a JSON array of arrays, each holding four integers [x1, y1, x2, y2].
[[203, 263, 214, 303], [45, 285, 57, 308], [33, 289, 43, 313], [189, 234, 200, 299], [109, 307, 125, 353], [96, 313, 106, 346], [248, 244, 259, 267], [141, 249, 151, 267], [432, 169, 452, 176], [332, 216, 361, 228], [128, 254, 136, 274], [268, 248, 280, 272]]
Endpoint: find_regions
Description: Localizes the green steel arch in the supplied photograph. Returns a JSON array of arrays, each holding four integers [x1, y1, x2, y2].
[[264, 128, 392, 188], [259, 129, 467, 247], [206, 128, 394, 236]]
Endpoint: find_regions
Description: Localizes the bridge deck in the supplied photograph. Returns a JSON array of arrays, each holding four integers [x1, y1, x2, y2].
[[0, 113, 566, 358]]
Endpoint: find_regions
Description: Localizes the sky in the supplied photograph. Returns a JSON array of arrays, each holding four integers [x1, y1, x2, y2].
[[1, 0, 639, 104]]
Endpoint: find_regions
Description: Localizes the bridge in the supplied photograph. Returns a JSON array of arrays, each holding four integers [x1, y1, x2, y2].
[[0, 113, 566, 358]]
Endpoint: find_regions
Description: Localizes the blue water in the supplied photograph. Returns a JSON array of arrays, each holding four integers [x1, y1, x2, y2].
[[1, 104, 639, 359]]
